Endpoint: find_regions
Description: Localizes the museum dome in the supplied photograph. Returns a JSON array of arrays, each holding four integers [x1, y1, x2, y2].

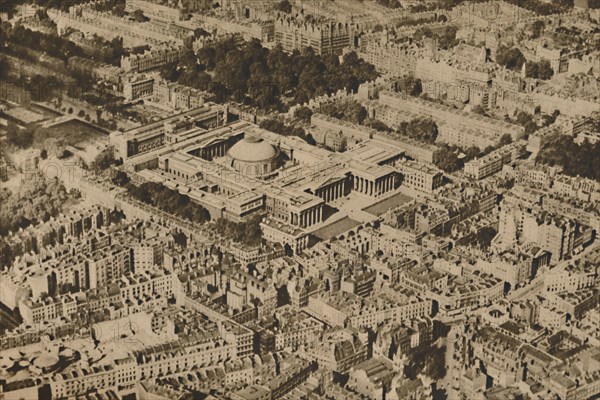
[[228, 135, 278, 163]]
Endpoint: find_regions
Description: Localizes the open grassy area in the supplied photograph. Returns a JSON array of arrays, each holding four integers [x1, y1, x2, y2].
[[41, 119, 108, 147], [363, 192, 413, 216], [312, 216, 361, 240]]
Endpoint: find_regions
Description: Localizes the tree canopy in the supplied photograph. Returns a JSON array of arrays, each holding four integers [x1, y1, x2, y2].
[[259, 118, 311, 143], [375, 0, 401, 8], [213, 214, 263, 246], [525, 60, 554, 80], [496, 44, 526, 71], [536, 134, 600, 182], [414, 25, 459, 50], [0, 174, 71, 236], [398, 75, 423, 97], [320, 100, 368, 125], [275, 0, 292, 13], [396, 117, 439, 143], [126, 181, 211, 224], [164, 38, 377, 111]]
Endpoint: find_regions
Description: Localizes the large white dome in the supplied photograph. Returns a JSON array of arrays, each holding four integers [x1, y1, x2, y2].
[[228, 135, 278, 163]]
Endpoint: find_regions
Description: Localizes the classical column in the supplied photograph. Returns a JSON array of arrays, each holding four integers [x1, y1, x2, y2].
[[318, 207, 322, 223]]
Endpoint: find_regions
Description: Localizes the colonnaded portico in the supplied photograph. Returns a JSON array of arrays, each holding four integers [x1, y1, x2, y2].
[[290, 205, 324, 228], [352, 172, 396, 197]]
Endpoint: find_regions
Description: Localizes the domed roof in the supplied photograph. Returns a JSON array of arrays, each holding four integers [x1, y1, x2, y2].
[[34, 355, 58, 368], [228, 135, 278, 162]]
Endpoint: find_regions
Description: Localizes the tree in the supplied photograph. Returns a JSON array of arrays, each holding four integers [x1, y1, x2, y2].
[[294, 106, 313, 123], [6, 124, 35, 148], [194, 28, 210, 38], [398, 76, 422, 96], [514, 111, 538, 135], [526, 60, 554, 80], [275, 0, 292, 13], [112, 170, 130, 186], [531, 20, 545, 38], [213, 214, 263, 246], [132, 9, 148, 22], [320, 100, 367, 125], [465, 146, 482, 160], [172, 231, 188, 248], [126, 182, 211, 224], [0, 173, 72, 236], [375, 0, 401, 8], [165, 39, 377, 111], [160, 62, 181, 82], [396, 117, 438, 143], [414, 25, 458, 49], [434, 146, 461, 173], [0, 239, 13, 270], [365, 119, 391, 132], [405, 344, 447, 380], [472, 105, 487, 116], [536, 133, 600, 182], [305, 133, 316, 146], [90, 148, 115, 173], [476, 226, 497, 249], [496, 44, 526, 71], [499, 134, 513, 146]]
